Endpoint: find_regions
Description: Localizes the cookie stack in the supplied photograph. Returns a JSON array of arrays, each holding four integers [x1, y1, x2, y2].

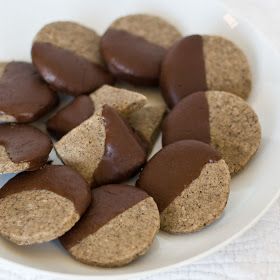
[[0, 14, 261, 268]]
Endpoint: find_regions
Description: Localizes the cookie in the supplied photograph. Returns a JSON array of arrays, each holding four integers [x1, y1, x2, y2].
[[32, 21, 114, 96], [160, 35, 252, 108], [0, 165, 91, 245], [0, 124, 53, 174], [101, 14, 181, 86], [162, 91, 261, 174], [120, 84, 166, 151], [137, 140, 230, 233], [128, 103, 166, 152], [47, 85, 147, 138], [0, 61, 57, 123], [60, 184, 159, 267], [55, 105, 146, 186]]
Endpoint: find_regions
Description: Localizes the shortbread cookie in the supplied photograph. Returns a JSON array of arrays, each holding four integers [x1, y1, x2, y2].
[[60, 184, 159, 267], [162, 91, 261, 174], [0, 165, 91, 245], [101, 14, 181, 85], [119, 83, 166, 151], [0, 61, 57, 123], [137, 140, 230, 233], [0, 124, 52, 173], [55, 105, 146, 186], [47, 85, 146, 138], [32, 21, 114, 96], [160, 35, 251, 107]]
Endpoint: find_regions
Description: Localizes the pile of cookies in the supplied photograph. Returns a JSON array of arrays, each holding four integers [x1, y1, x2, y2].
[[0, 14, 261, 268]]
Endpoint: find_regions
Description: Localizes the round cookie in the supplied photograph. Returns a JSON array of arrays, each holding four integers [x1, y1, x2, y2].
[[60, 184, 159, 267], [32, 21, 114, 96], [0, 124, 53, 174], [55, 105, 147, 186], [0, 165, 91, 245], [0, 61, 57, 123], [160, 35, 251, 108], [162, 91, 261, 174], [137, 140, 230, 233], [101, 14, 182, 86]]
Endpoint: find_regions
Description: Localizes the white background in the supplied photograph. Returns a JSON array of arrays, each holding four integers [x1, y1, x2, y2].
[[1, 0, 280, 279]]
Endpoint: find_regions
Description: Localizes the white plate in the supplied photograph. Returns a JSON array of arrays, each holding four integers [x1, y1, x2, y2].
[[0, 0, 280, 279]]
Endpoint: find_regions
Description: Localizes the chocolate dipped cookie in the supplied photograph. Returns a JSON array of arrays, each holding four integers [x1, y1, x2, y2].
[[160, 35, 251, 108], [0, 165, 91, 245], [162, 91, 261, 174], [32, 21, 114, 96], [101, 14, 181, 86], [60, 184, 159, 267], [0, 124, 52, 173], [0, 62, 57, 123], [137, 140, 230, 233]]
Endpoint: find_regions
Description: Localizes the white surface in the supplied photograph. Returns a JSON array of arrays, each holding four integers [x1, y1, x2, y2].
[[0, 0, 280, 279]]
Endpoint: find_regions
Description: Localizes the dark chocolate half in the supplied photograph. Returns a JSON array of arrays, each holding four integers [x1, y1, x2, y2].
[[47, 95, 94, 139], [0, 124, 53, 170], [92, 105, 146, 187], [0, 62, 57, 122], [101, 28, 166, 86], [137, 140, 221, 212], [0, 165, 91, 215], [60, 184, 148, 249], [160, 35, 207, 108], [32, 42, 114, 96], [162, 91, 210, 146]]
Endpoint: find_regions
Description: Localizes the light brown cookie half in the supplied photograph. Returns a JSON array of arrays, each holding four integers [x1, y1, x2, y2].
[[60, 184, 159, 267], [55, 105, 146, 186], [162, 91, 261, 174], [0, 124, 53, 174], [47, 85, 146, 138], [0, 165, 91, 245], [32, 21, 114, 96], [101, 14, 182, 86], [0, 61, 57, 123], [137, 140, 230, 233], [120, 84, 166, 151], [160, 35, 251, 108]]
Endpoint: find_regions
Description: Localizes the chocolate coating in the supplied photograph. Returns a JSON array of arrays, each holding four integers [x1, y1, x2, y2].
[[32, 42, 114, 96], [0, 165, 91, 215], [47, 95, 94, 138], [92, 106, 146, 187], [160, 35, 207, 108], [0, 62, 57, 122], [0, 124, 52, 170], [101, 29, 166, 86], [60, 184, 148, 249], [137, 140, 221, 212], [162, 91, 210, 146]]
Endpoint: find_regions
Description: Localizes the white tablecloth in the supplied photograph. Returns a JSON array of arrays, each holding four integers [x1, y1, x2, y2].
[[1, 1, 280, 279]]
